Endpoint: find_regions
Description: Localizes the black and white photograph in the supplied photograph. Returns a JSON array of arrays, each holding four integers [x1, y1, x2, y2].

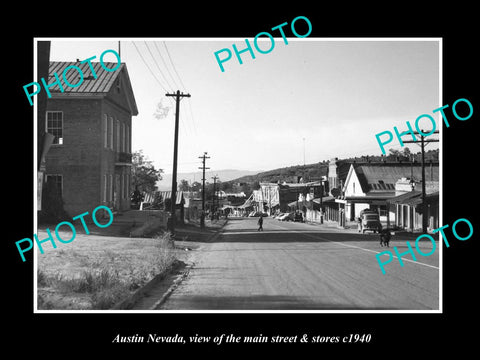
[[33, 38, 441, 312], [6, 7, 478, 355]]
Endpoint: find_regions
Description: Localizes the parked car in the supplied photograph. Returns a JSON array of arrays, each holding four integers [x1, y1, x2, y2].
[[293, 212, 304, 223], [274, 212, 284, 219], [358, 210, 382, 234], [277, 212, 293, 221]]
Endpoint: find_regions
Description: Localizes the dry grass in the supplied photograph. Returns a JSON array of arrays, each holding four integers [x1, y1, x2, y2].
[[37, 231, 176, 310]]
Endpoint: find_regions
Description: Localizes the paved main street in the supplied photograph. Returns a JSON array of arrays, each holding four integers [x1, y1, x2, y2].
[[157, 217, 440, 311]]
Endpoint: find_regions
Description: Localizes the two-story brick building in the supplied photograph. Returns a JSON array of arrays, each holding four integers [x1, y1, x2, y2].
[[43, 60, 138, 217]]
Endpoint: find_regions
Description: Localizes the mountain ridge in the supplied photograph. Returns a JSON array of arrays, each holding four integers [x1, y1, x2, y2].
[[156, 169, 263, 190]]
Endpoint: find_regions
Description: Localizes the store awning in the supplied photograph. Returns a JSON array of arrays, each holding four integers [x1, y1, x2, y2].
[[288, 200, 307, 208], [386, 190, 439, 206], [387, 190, 422, 205], [312, 196, 335, 204], [341, 192, 396, 203]]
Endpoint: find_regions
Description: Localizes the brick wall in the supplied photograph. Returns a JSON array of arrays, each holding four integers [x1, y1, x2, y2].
[[45, 87, 134, 217], [101, 98, 132, 212], [45, 98, 103, 217]]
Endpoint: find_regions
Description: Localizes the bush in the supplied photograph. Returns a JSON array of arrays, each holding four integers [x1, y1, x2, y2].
[[37, 232, 177, 310]]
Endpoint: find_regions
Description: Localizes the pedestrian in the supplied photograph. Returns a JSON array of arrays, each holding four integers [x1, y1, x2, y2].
[[257, 215, 263, 231]]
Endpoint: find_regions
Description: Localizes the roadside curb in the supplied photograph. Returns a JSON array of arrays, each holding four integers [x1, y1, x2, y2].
[[148, 261, 195, 310], [111, 260, 184, 310]]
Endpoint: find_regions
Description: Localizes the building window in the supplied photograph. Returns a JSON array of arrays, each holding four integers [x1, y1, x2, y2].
[[126, 125, 130, 154], [45, 174, 63, 195], [121, 123, 126, 153], [103, 115, 108, 148], [46, 111, 63, 145], [116, 120, 120, 152], [109, 117, 114, 149]]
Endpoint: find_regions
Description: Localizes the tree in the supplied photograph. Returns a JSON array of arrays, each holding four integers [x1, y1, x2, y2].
[[388, 149, 401, 156], [190, 181, 202, 192], [131, 150, 163, 194], [153, 98, 171, 120], [220, 181, 232, 192], [178, 179, 190, 191]]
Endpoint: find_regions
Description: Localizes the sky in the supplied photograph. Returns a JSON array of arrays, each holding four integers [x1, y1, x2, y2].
[[47, 38, 440, 176]]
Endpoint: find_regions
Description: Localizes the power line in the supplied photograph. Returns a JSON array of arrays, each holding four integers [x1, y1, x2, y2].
[[145, 41, 194, 137], [144, 41, 175, 91], [131, 41, 168, 93], [181, 100, 196, 136], [160, 42, 195, 135], [185, 98, 198, 135], [132, 42, 177, 121], [163, 41, 187, 91], [153, 42, 180, 90]]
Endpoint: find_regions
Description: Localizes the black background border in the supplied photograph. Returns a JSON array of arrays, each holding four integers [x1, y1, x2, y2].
[[6, 5, 478, 355]]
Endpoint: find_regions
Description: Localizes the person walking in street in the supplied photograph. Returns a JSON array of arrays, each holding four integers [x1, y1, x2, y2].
[[357, 216, 362, 233], [257, 215, 264, 231]]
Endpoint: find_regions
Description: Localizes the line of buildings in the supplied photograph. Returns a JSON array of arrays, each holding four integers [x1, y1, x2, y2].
[[242, 157, 439, 232]]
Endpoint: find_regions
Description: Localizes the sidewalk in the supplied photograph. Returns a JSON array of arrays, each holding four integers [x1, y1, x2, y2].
[[174, 217, 228, 242], [90, 210, 229, 241], [85, 209, 164, 237]]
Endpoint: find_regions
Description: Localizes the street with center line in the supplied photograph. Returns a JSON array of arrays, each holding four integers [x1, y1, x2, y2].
[[156, 217, 439, 311]]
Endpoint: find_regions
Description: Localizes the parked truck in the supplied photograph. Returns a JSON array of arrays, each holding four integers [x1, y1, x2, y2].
[[358, 209, 382, 234]]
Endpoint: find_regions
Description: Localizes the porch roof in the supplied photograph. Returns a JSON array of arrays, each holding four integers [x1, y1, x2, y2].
[[387, 190, 422, 204]]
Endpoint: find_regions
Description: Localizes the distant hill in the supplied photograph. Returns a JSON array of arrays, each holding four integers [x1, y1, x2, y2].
[[228, 148, 440, 186], [231, 162, 329, 185], [158, 149, 439, 193], [156, 169, 262, 190]]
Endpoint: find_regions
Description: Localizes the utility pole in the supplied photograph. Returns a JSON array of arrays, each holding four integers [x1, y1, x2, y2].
[[165, 90, 191, 236], [303, 137, 306, 182], [319, 181, 324, 224], [211, 175, 218, 220], [198, 152, 210, 229], [403, 130, 439, 233]]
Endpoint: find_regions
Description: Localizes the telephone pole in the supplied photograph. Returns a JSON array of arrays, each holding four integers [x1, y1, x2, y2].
[[403, 130, 439, 234], [198, 152, 210, 229], [211, 175, 219, 220], [165, 90, 191, 235]]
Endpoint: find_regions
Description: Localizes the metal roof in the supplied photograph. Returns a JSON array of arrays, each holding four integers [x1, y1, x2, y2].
[[142, 191, 184, 205], [158, 191, 185, 205], [354, 164, 439, 193], [48, 61, 125, 94]]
